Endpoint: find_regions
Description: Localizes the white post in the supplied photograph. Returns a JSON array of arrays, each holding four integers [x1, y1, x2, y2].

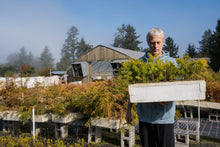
[[32, 106, 35, 139]]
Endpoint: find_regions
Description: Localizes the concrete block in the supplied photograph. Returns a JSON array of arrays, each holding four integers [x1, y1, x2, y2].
[[91, 118, 121, 129], [52, 113, 83, 123], [129, 80, 206, 103], [2, 111, 19, 121], [60, 124, 68, 139], [35, 114, 51, 122], [95, 127, 102, 143]]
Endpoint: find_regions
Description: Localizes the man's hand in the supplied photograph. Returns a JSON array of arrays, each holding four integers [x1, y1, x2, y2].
[[126, 109, 132, 124]]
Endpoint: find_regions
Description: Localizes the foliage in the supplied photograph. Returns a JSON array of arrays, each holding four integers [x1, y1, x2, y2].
[[175, 110, 182, 120], [57, 26, 92, 70], [39, 46, 54, 68], [185, 44, 197, 58], [176, 55, 208, 80], [61, 26, 79, 62], [0, 65, 17, 77], [209, 19, 220, 72], [37, 67, 55, 77], [0, 134, 97, 147], [0, 55, 218, 126], [210, 70, 220, 81], [72, 80, 129, 125], [6, 46, 53, 72], [113, 24, 142, 51], [56, 56, 72, 71], [206, 80, 220, 102], [198, 29, 214, 57], [20, 64, 35, 77], [76, 38, 93, 59], [4, 70, 14, 77], [117, 54, 208, 84], [6, 47, 38, 70], [113, 24, 126, 48], [163, 36, 179, 58]]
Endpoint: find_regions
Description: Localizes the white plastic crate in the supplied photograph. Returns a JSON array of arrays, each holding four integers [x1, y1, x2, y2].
[[129, 80, 206, 103]]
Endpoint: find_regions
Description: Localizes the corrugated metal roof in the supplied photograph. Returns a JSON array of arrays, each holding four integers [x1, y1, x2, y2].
[[111, 59, 128, 63], [51, 71, 67, 75], [104, 45, 145, 59]]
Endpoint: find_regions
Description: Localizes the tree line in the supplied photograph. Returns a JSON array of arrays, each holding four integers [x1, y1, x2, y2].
[[1, 19, 220, 77]]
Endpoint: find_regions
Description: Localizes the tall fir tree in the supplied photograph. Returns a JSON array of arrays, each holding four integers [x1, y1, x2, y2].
[[113, 24, 126, 48], [76, 38, 93, 58], [61, 26, 79, 62], [57, 26, 93, 70], [56, 56, 71, 71], [185, 44, 197, 58], [163, 36, 179, 58], [7, 47, 31, 67], [113, 24, 142, 51], [40, 46, 54, 68], [57, 26, 79, 70], [17, 47, 29, 66], [209, 20, 220, 72], [198, 29, 215, 57]]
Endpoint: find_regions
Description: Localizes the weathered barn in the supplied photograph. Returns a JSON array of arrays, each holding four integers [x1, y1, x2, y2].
[[67, 45, 145, 83]]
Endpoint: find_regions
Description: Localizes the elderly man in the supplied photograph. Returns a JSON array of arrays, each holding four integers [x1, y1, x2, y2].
[[126, 28, 176, 147]]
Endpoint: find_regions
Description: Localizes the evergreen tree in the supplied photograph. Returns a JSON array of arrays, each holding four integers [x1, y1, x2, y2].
[[163, 36, 179, 58], [40, 46, 54, 68], [17, 47, 29, 66], [113, 24, 126, 48], [185, 44, 197, 58], [198, 29, 214, 57], [6, 47, 41, 72], [0, 65, 17, 77], [20, 64, 35, 77], [61, 26, 79, 62], [6, 47, 31, 67], [56, 56, 72, 71], [57, 25, 92, 70], [113, 24, 142, 51], [209, 20, 220, 72], [6, 53, 18, 66], [27, 52, 35, 66], [76, 38, 93, 58]]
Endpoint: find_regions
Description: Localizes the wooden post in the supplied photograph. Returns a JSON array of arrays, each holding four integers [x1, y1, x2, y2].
[[88, 62, 92, 83]]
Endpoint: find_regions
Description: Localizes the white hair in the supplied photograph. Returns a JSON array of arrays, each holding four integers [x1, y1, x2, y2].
[[146, 28, 165, 42]]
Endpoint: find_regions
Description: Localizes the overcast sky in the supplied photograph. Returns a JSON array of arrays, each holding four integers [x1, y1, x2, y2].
[[0, 0, 220, 64]]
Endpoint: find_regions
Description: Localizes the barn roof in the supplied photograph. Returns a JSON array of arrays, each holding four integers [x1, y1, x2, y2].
[[75, 45, 145, 62], [51, 71, 67, 75], [103, 45, 145, 59]]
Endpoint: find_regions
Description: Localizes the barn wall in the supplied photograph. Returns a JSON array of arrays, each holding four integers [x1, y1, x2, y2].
[[76, 46, 129, 62]]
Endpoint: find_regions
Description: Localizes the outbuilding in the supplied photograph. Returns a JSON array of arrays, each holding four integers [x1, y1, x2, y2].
[[67, 45, 145, 83]]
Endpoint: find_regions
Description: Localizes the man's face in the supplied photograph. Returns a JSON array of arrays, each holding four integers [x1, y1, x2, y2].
[[147, 35, 164, 57]]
